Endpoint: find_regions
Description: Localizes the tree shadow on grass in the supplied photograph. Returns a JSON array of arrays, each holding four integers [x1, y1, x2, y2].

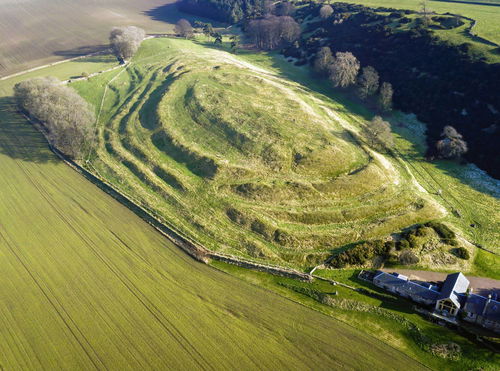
[[0, 97, 57, 163], [392, 122, 500, 199], [143, 3, 224, 27], [53, 44, 110, 58]]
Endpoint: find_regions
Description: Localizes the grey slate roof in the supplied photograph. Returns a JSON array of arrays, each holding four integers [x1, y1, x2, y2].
[[374, 271, 499, 322], [373, 272, 440, 301], [438, 272, 470, 307], [463, 294, 487, 315], [463, 294, 500, 321], [485, 300, 500, 321]]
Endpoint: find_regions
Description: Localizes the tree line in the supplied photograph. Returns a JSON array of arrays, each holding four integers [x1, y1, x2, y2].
[[288, 3, 491, 173], [14, 77, 95, 159], [246, 15, 300, 50], [14, 25, 148, 159]]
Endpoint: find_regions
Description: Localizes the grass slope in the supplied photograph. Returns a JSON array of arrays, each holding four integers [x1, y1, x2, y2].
[[75, 38, 467, 268], [229, 44, 500, 277], [0, 67, 423, 369]]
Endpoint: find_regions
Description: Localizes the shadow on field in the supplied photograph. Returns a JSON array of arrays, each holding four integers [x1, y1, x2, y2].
[[144, 3, 224, 27], [0, 97, 56, 163], [53, 45, 109, 58]]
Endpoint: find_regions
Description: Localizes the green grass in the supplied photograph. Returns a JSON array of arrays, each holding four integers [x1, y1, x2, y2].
[[0, 54, 119, 96], [0, 33, 497, 370], [342, 0, 500, 45], [71, 37, 451, 268], [72, 37, 498, 277], [213, 262, 500, 370], [0, 56, 429, 369], [227, 41, 500, 277], [373, 11, 500, 63]]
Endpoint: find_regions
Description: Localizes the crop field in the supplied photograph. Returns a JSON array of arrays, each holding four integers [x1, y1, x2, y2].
[[0, 60, 428, 369], [343, 0, 500, 45], [0, 0, 212, 77], [71, 38, 451, 268]]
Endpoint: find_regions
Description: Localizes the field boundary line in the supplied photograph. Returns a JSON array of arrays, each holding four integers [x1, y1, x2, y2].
[[23, 114, 312, 281], [0, 49, 111, 81]]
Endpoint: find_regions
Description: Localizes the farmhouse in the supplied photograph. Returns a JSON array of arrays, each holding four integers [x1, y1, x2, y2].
[[463, 293, 500, 333], [434, 272, 469, 317], [372, 271, 500, 333], [373, 272, 439, 305]]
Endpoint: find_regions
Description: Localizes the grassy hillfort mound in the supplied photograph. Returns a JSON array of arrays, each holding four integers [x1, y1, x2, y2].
[[76, 38, 445, 267]]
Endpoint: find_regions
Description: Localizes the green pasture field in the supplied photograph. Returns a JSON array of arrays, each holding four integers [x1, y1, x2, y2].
[[214, 261, 500, 370], [70, 37, 499, 277], [342, 0, 500, 45], [0, 55, 425, 370], [0, 54, 119, 97], [0, 0, 217, 77]]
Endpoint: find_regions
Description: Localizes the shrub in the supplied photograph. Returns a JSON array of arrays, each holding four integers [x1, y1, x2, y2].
[[328, 240, 388, 268], [425, 221, 458, 245], [251, 219, 274, 239], [455, 247, 470, 260], [226, 207, 248, 226], [414, 225, 428, 237], [384, 240, 396, 252], [425, 221, 455, 240], [397, 239, 410, 250], [274, 229, 298, 246], [407, 234, 419, 249], [399, 250, 419, 265]]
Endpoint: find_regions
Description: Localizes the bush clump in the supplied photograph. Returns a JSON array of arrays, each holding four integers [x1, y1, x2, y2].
[[329, 240, 389, 268], [407, 234, 419, 249], [454, 246, 470, 260], [397, 239, 410, 250], [399, 249, 420, 265], [226, 207, 248, 226], [251, 219, 274, 239], [425, 221, 458, 245], [273, 229, 298, 246]]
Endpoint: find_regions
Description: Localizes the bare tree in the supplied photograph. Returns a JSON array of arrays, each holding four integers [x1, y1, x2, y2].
[[319, 5, 334, 19], [109, 26, 145, 61], [14, 77, 95, 158], [357, 66, 379, 100], [279, 16, 301, 43], [328, 52, 360, 88], [378, 82, 393, 111], [362, 115, 394, 150], [436, 126, 468, 159], [247, 16, 300, 50], [313, 46, 334, 75], [419, 0, 432, 26], [275, 1, 295, 16], [175, 19, 194, 38]]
